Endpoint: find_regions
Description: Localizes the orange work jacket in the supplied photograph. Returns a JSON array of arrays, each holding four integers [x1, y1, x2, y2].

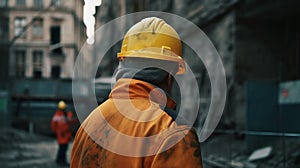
[[51, 109, 73, 144], [71, 79, 203, 167]]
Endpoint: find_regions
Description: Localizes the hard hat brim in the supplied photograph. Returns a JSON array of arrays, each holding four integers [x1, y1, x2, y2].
[[117, 51, 186, 74]]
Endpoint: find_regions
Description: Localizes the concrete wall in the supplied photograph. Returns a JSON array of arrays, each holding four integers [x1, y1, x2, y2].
[[233, 0, 300, 130]]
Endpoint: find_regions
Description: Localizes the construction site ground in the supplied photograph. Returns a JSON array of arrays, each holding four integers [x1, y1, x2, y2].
[[1, 128, 300, 168]]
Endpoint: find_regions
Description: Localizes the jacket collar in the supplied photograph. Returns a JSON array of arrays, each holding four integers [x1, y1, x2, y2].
[[109, 78, 176, 110]]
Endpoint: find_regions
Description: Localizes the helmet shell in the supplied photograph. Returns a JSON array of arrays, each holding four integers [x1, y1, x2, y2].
[[117, 17, 185, 74], [58, 100, 67, 110]]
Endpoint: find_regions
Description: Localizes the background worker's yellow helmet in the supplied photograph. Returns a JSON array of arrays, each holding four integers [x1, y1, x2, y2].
[[117, 17, 186, 74], [58, 100, 67, 110]]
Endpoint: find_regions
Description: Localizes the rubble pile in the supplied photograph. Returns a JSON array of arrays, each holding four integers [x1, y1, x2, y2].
[[202, 134, 300, 168]]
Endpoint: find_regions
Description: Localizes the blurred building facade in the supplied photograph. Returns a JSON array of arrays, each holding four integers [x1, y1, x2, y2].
[[0, 0, 85, 129], [3, 0, 84, 80]]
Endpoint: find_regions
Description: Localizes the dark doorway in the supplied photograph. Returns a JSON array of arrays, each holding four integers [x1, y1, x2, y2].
[[51, 65, 61, 78]]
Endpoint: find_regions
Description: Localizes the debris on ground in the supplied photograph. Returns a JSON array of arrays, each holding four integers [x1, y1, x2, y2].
[[0, 128, 71, 168], [201, 133, 300, 168], [203, 155, 257, 168], [248, 146, 272, 161]]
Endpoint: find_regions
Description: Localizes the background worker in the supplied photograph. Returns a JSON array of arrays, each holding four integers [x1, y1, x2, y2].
[[71, 17, 203, 167], [51, 100, 74, 166]]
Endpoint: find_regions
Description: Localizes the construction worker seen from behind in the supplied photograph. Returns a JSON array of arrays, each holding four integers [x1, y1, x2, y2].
[[71, 17, 203, 168]]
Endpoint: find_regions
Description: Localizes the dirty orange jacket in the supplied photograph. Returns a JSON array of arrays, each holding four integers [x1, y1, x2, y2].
[[51, 110, 73, 144], [71, 79, 203, 168]]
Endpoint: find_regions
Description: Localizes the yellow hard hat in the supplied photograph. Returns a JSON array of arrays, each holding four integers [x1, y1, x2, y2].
[[58, 100, 67, 110], [117, 17, 186, 74]]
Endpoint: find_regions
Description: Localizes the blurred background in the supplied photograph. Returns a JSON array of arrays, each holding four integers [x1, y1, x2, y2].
[[0, 0, 300, 167]]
